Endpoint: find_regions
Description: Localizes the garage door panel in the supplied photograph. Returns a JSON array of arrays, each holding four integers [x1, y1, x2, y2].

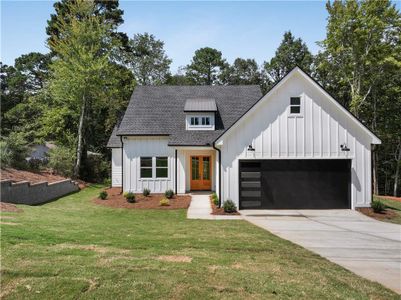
[[239, 159, 350, 209]]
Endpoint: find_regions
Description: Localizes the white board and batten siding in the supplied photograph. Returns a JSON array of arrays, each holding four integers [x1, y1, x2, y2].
[[111, 148, 122, 187], [217, 70, 379, 209], [123, 136, 175, 193]]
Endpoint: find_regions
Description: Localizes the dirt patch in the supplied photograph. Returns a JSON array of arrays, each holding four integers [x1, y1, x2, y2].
[[0, 221, 20, 226], [0, 202, 22, 213], [157, 255, 192, 263], [54, 243, 130, 255], [375, 195, 401, 203], [93, 188, 191, 210], [357, 207, 398, 221], [210, 196, 240, 215]]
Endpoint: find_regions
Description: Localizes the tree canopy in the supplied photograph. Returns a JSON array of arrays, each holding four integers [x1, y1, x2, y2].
[[264, 31, 313, 85]]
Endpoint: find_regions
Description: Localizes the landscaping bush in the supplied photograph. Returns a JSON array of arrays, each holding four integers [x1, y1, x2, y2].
[[371, 199, 385, 213], [160, 198, 170, 206], [165, 189, 174, 199], [223, 199, 237, 213], [0, 133, 29, 169], [103, 178, 111, 186], [124, 192, 136, 203], [143, 188, 151, 197], [211, 192, 219, 206], [80, 153, 109, 183], [48, 145, 75, 177], [99, 191, 108, 200]]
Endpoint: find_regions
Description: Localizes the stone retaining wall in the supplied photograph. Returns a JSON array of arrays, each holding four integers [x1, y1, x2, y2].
[[0, 179, 79, 205]]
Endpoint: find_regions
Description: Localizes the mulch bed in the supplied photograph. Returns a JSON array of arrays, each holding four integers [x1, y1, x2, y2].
[[357, 207, 397, 221], [210, 196, 240, 215], [0, 202, 22, 213], [0, 167, 87, 189], [93, 187, 191, 209]]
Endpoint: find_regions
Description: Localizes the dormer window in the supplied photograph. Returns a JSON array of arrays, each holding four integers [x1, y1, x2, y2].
[[185, 98, 217, 131]]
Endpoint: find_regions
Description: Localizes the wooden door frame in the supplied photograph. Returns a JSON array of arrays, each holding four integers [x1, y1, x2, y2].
[[190, 155, 212, 191]]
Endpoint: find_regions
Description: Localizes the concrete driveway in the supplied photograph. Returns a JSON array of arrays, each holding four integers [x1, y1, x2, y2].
[[241, 209, 401, 293]]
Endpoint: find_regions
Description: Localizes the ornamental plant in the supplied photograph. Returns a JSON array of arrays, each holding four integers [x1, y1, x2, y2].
[[124, 192, 136, 203], [164, 189, 174, 199], [160, 198, 170, 206], [143, 188, 151, 197], [99, 191, 108, 200], [223, 199, 237, 213]]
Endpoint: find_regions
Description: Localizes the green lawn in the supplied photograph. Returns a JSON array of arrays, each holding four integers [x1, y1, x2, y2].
[[1, 186, 398, 299], [374, 196, 401, 224]]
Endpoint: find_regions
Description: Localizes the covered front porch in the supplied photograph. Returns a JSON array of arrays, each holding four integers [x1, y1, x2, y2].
[[175, 147, 218, 194]]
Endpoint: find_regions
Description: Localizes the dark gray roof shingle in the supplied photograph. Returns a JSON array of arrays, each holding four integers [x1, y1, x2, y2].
[[106, 125, 122, 148], [112, 85, 262, 146]]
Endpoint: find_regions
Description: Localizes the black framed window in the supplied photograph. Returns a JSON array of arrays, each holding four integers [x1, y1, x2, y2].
[[201, 117, 210, 125], [290, 97, 301, 114], [156, 157, 168, 178], [140, 157, 153, 178], [190, 117, 199, 125]]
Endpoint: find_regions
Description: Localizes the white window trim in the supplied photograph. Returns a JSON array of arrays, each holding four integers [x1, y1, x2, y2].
[[288, 95, 304, 118], [186, 113, 215, 130], [139, 156, 170, 180]]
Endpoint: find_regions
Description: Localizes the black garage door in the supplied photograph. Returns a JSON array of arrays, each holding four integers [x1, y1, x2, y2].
[[239, 159, 351, 209]]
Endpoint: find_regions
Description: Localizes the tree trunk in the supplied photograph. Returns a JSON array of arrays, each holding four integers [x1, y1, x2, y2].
[[73, 95, 86, 179], [393, 141, 401, 197], [372, 148, 379, 195]]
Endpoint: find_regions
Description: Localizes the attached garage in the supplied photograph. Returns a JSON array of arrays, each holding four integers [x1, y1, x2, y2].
[[239, 159, 351, 209]]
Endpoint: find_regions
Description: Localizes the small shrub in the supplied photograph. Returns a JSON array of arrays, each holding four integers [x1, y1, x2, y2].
[[103, 178, 111, 186], [371, 199, 385, 213], [143, 188, 151, 197], [223, 199, 237, 213], [165, 189, 174, 199], [48, 145, 75, 177], [160, 198, 170, 206], [99, 191, 108, 200], [124, 192, 135, 203], [211, 192, 219, 206]]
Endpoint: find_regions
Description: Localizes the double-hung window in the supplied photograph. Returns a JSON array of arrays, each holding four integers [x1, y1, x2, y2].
[[140, 157, 153, 178], [290, 97, 301, 114], [156, 157, 168, 178], [140, 157, 168, 179]]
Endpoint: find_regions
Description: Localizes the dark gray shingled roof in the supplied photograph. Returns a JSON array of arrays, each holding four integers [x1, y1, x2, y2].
[[184, 98, 217, 112], [106, 125, 122, 148], [109, 85, 262, 147]]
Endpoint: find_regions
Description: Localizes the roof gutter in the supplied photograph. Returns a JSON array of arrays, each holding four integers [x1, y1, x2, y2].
[[120, 136, 124, 194], [212, 142, 222, 208]]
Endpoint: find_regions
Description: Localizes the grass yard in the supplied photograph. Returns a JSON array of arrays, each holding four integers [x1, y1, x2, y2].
[[1, 186, 399, 299], [374, 196, 401, 225]]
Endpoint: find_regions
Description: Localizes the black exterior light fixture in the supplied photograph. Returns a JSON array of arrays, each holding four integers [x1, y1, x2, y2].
[[248, 144, 255, 152], [340, 143, 350, 152]]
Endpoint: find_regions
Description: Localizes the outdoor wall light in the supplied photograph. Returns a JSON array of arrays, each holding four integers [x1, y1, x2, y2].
[[248, 145, 255, 151], [340, 143, 350, 152]]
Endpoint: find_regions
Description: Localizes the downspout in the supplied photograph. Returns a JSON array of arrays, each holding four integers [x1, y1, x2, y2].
[[120, 136, 124, 194], [212, 142, 222, 208], [175, 149, 178, 194]]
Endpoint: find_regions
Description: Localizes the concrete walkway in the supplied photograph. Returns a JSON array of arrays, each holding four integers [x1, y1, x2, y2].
[[242, 209, 401, 293], [187, 192, 242, 220]]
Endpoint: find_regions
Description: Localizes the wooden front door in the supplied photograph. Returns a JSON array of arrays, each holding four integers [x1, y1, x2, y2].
[[190, 156, 211, 190]]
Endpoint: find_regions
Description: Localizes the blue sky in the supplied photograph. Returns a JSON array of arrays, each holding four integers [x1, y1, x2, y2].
[[0, 1, 348, 72]]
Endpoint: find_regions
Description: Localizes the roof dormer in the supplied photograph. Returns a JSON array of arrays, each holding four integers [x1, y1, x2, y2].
[[184, 98, 217, 131]]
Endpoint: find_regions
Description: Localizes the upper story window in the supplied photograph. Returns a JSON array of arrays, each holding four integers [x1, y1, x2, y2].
[[187, 114, 214, 130], [290, 97, 301, 114]]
